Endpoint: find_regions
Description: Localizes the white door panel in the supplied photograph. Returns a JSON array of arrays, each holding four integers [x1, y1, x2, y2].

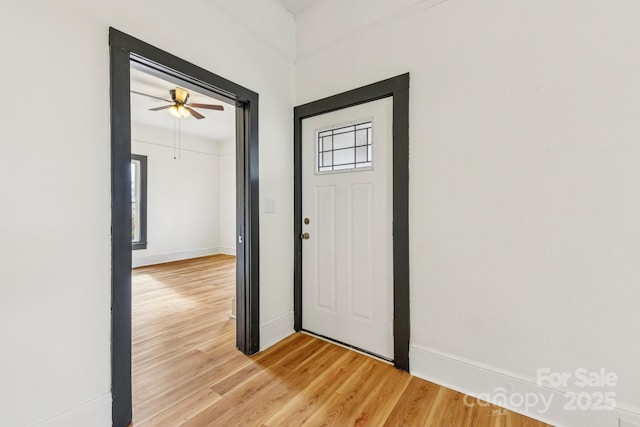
[[314, 185, 336, 312], [301, 97, 393, 359]]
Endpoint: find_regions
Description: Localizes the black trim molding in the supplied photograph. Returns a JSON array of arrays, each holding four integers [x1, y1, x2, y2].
[[130, 154, 147, 251], [293, 74, 410, 371], [109, 28, 260, 427]]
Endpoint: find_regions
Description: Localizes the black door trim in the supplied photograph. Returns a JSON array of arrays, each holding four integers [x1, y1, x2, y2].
[[109, 28, 260, 427], [293, 74, 410, 371]]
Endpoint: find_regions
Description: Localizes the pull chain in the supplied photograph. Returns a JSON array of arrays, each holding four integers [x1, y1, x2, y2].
[[173, 118, 177, 159], [172, 118, 183, 160]]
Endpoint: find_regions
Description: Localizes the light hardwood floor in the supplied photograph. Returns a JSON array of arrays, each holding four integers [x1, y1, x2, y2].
[[132, 255, 550, 426]]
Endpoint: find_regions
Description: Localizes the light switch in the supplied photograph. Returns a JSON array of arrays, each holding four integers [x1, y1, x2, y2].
[[265, 198, 276, 213]]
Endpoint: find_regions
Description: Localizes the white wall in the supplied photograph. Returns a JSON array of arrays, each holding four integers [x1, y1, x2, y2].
[[131, 123, 236, 267], [218, 137, 237, 254], [296, 1, 640, 426], [0, 0, 294, 425]]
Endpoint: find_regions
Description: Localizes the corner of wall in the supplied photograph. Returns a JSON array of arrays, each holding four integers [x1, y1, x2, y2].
[[260, 311, 295, 351]]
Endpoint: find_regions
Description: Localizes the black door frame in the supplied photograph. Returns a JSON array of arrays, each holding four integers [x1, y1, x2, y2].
[[109, 28, 260, 427], [293, 74, 410, 371]]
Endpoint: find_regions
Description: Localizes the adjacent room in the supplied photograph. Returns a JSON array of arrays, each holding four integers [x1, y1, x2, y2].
[[128, 65, 239, 424]]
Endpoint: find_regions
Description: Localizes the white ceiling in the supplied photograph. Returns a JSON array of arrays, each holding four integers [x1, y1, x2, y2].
[[130, 68, 235, 142], [276, 0, 325, 15]]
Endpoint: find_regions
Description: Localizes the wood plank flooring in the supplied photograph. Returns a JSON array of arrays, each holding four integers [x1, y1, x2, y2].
[[132, 255, 551, 427]]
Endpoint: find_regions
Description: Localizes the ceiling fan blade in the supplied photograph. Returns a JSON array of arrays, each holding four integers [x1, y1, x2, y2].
[[188, 103, 224, 111], [131, 90, 172, 103], [186, 107, 205, 120], [149, 105, 174, 111]]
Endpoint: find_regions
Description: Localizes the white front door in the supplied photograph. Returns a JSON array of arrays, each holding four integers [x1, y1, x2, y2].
[[301, 97, 393, 359]]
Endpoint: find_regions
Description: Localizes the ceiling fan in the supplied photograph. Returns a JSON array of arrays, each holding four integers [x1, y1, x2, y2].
[[132, 87, 224, 119]]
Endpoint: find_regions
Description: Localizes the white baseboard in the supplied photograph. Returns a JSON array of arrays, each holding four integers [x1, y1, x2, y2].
[[410, 344, 638, 427], [133, 247, 231, 267], [260, 311, 294, 351], [217, 246, 237, 256], [34, 393, 111, 427], [619, 414, 640, 427]]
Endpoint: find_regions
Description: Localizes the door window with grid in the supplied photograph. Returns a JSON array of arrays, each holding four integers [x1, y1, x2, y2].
[[317, 121, 372, 173]]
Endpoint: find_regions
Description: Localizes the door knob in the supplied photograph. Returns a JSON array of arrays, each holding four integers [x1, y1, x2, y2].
[[301, 232, 310, 240]]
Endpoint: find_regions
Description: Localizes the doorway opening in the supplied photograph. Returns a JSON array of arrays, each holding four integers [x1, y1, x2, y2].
[[110, 28, 260, 427], [129, 62, 238, 424]]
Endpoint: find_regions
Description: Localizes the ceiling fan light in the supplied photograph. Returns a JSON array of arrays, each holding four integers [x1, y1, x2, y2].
[[178, 105, 190, 118], [168, 105, 189, 119]]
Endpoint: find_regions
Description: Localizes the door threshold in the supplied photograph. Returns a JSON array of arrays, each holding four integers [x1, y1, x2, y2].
[[301, 330, 393, 365]]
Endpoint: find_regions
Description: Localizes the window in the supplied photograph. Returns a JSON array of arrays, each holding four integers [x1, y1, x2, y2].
[[131, 154, 147, 250], [317, 121, 372, 172]]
